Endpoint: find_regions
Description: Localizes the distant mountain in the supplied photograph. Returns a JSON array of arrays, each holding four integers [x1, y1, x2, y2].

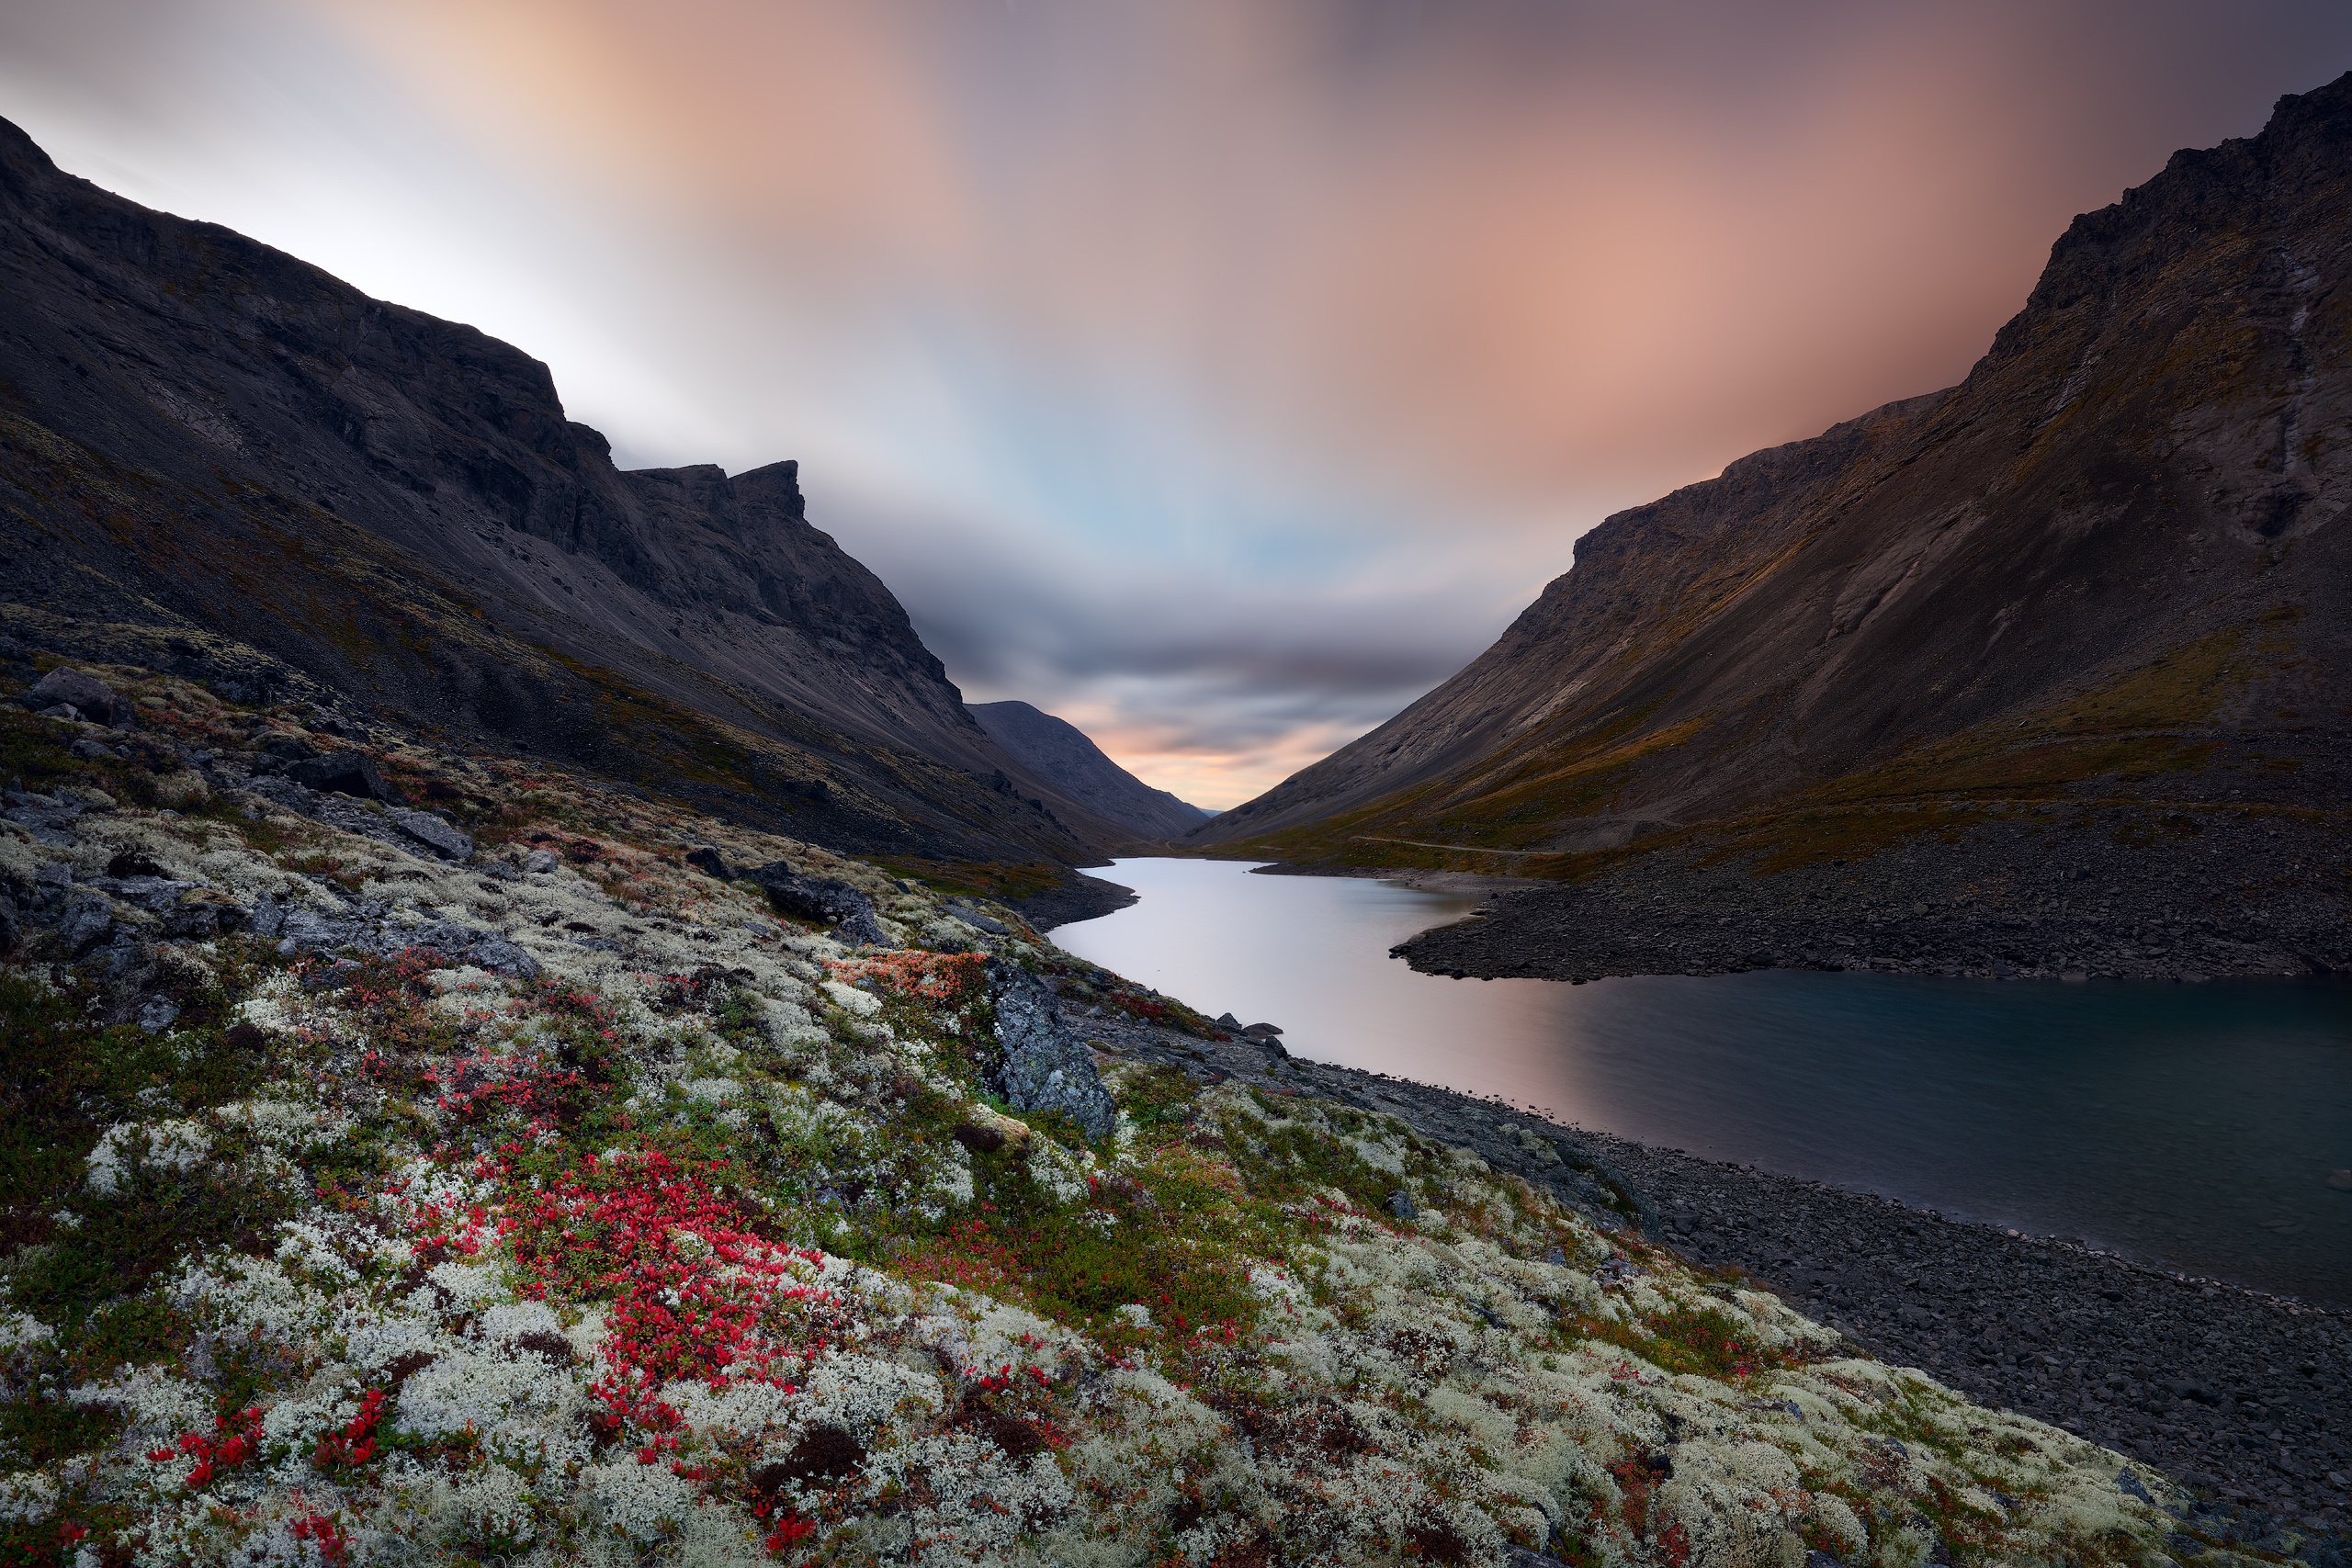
[[1193, 73, 2352, 977], [0, 114, 1137, 879], [970, 701, 1211, 840]]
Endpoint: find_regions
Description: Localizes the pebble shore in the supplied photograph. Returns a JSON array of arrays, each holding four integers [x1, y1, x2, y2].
[[1068, 997, 2352, 1557]]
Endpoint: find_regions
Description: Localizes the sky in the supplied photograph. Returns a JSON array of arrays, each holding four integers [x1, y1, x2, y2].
[[5, 3, 2351, 808]]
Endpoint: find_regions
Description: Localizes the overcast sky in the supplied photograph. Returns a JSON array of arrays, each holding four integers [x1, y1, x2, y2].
[[6, 2, 2350, 807]]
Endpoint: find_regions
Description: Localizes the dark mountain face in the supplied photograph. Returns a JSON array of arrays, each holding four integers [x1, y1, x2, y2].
[[970, 701, 1210, 841], [1196, 74, 2352, 898], [0, 115, 1133, 868]]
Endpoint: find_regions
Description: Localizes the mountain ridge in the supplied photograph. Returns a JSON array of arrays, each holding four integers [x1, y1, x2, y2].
[[1192, 72, 2352, 982], [969, 700, 1210, 841], [0, 112, 1137, 888]]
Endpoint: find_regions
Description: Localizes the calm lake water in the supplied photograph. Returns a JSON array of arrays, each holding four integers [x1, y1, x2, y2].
[[1052, 858, 2352, 1306]]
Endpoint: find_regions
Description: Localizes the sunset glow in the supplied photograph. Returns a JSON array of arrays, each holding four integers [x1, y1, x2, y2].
[[6, 0, 2348, 805]]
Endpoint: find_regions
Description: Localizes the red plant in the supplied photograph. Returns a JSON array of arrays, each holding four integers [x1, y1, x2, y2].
[[150, 1405, 264, 1489], [763, 1515, 816, 1553], [290, 1511, 351, 1564], [825, 950, 986, 1006], [497, 1149, 834, 1427], [312, 1388, 388, 1473]]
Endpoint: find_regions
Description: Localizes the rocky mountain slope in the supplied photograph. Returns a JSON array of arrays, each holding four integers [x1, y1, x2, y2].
[[0, 114, 1136, 886], [1194, 75, 2352, 981], [1, 649, 2281, 1567], [970, 701, 1209, 840]]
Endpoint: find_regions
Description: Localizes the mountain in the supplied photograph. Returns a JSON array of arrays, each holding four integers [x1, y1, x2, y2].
[[970, 700, 1211, 840], [1194, 74, 2352, 980], [0, 113, 1138, 891]]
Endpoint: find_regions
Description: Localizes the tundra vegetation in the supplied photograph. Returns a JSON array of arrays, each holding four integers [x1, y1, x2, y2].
[[0, 660, 2211, 1566]]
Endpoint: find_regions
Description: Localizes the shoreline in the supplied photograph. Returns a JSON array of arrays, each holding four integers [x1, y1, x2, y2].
[[1061, 993, 2352, 1539], [1215, 813, 2352, 987]]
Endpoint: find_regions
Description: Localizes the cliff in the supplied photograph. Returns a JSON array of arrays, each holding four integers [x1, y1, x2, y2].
[[0, 114, 1131, 874]]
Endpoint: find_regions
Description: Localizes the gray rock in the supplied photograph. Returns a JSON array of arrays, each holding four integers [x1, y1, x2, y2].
[[136, 997, 178, 1032], [387, 807, 472, 861], [1385, 1190, 1418, 1219], [944, 900, 1010, 936], [746, 863, 888, 946], [521, 849, 560, 874], [276, 907, 368, 954], [284, 751, 392, 801], [27, 668, 122, 726], [60, 893, 113, 954], [984, 959, 1118, 1140], [467, 935, 541, 979], [684, 847, 730, 880]]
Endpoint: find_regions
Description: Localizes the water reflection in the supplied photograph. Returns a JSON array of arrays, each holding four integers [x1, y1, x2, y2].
[[1052, 858, 2352, 1304]]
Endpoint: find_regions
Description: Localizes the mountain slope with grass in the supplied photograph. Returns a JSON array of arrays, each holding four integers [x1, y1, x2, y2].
[[0, 113, 1136, 884], [0, 638, 2243, 1567], [970, 702, 1210, 841], [1190, 74, 2352, 982]]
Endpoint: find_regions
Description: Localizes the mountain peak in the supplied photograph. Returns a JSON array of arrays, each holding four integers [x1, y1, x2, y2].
[[971, 701, 1210, 841]]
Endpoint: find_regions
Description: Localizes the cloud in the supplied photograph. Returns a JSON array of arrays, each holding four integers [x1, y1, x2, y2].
[[6, 0, 2352, 807]]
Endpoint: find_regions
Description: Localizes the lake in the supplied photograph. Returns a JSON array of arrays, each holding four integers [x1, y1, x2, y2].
[[1051, 857, 2352, 1306]]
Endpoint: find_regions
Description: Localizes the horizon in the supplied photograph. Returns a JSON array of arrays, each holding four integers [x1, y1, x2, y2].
[[6, 1, 2352, 808]]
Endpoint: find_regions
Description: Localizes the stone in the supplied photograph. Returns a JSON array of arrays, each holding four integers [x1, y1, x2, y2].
[[746, 863, 888, 946], [944, 899, 1009, 936], [522, 849, 560, 874], [60, 892, 113, 954], [684, 847, 730, 880], [285, 751, 392, 801], [1214, 1012, 1242, 1031], [1385, 1190, 1418, 1219], [467, 935, 541, 980], [386, 807, 472, 861], [27, 668, 122, 726], [1240, 1021, 1283, 1037], [984, 959, 1118, 1140]]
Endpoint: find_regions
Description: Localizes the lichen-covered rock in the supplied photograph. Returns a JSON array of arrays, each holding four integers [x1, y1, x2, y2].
[[984, 958, 1118, 1139]]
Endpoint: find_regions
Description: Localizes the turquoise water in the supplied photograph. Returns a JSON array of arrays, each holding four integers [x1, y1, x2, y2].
[[1051, 858, 2352, 1304]]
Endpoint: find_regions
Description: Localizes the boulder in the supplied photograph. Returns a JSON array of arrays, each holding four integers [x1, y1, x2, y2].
[[27, 668, 123, 726], [387, 807, 472, 861], [983, 959, 1118, 1140], [745, 863, 889, 946], [684, 847, 731, 880], [286, 751, 392, 801], [944, 899, 1010, 936]]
